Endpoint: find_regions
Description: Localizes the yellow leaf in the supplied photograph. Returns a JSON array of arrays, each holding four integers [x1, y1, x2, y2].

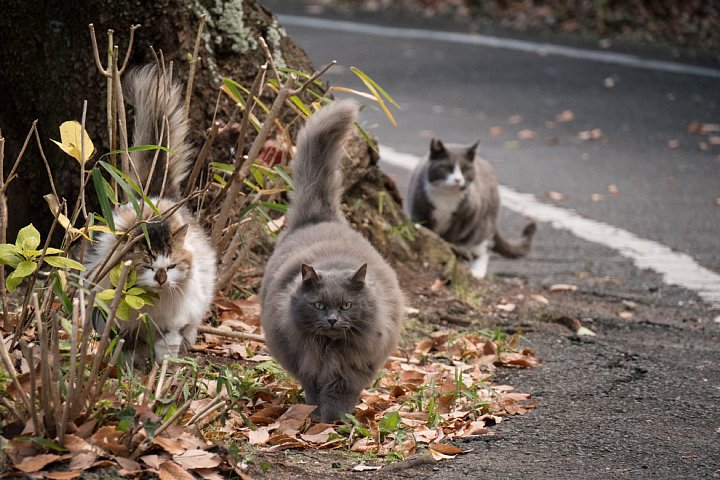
[[51, 121, 95, 164]]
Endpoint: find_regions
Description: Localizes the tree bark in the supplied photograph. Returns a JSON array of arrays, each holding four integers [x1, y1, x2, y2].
[[0, 0, 313, 239]]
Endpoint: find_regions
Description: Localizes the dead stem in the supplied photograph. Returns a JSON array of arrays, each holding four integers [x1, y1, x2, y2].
[[258, 37, 281, 83], [0, 121, 36, 195], [196, 325, 265, 343], [80, 260, 132, 405], [129, 398, 192, 460], [0, 132, 8, 315], [184, 14, 207, 121], [211, 74, 296, 247], [184, 121, 219, 197]]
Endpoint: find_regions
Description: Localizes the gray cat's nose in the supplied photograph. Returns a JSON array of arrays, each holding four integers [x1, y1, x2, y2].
[[327, 317, 337, 326]]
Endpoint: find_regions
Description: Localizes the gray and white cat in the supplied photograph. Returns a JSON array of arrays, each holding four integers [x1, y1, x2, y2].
[[406, 138, 536, 278], [86, 66, 217, 362], [260, 100, 405, 423]]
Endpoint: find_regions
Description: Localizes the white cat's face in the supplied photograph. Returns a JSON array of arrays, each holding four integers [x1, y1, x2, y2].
[[136, 254, 190, 292]]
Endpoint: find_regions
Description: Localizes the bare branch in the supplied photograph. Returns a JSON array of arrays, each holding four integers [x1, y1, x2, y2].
[[290, 60, 336, 96], [258, 37, 280, 83], [118, 24, 141, 75], [184, 14, 207, 121], [88, 24, 110, 77]]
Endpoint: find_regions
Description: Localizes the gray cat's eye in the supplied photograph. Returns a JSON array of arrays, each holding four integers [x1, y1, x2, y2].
[[341, 302, 352, 310], [313, 302, 325, 310]]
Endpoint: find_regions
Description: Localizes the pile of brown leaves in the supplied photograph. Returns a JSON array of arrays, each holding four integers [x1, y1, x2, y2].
[[1, 295, 539, 478]]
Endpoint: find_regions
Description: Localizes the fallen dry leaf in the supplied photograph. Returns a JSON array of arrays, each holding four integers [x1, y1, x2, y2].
[[43, 472, 82, 480], [353, 464, 382, 471], [195, 468, 226, 480], [530, 294, 549, 304], [173, 449, 222, 470], [715, 198, 720, 206], [115, 456, 143, 475], [159, 460, 196, 480], [153, 436, 187, 455], [508, 114, 523, 124], [576, 326, 597, 336], [517, 129, 537, 140], [591, 193, 605, 202], [667, 139, 680, 149], [578, 128, 603, 140], [710, 136, 720, 145], [604, 77, 615, 88], [489, 126, 503, 137], [549, 283, 578, 292], [555, 110, 575, 122], [546, 191, 568, 201], [607, 184, 620, 196], [14, 454, 63, 473], [496, 303, 516, 312], [430, 277, 448, 293]]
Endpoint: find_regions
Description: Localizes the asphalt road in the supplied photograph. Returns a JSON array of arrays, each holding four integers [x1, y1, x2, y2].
[[261, 4, 720, 479], [265, 3, 720, 316]]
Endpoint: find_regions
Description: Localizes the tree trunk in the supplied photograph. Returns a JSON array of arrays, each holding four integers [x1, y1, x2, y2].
[[0, 0, 313, 239], [0, 0, 462, 282]]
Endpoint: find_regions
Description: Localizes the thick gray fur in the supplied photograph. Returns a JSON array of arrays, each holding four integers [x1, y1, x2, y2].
[[124, 65, 191, 198], [261, 100, 405, 422], [406, 139, 536, 259]]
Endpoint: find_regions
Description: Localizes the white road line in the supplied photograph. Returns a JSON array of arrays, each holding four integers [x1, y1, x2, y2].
[[380, 147, 720, 307], [278, 15, 720, 79]]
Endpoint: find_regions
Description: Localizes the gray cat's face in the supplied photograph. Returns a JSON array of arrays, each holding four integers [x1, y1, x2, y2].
[[426, 139, 478, 190], [291, 264, 373, 339]]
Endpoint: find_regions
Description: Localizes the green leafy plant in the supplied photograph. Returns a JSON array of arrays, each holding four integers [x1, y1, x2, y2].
[[96, 263, 157, 321], [0, 224, 85, 292]]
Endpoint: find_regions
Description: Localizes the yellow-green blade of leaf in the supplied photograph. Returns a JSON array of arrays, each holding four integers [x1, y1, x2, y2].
[[92, 168, 116, 231], [350, 67, 400, 107], [44, 255, 86, 271], [16, 224, 41, 251]]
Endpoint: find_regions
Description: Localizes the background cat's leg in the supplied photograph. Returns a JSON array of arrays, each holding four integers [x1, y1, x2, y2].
[[469, 240, 490, 278], [154, 329, 183, 360], [319, 377, 360, 423]]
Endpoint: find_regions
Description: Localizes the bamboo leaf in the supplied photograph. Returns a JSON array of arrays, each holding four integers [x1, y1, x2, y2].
[[92, 169, 116, 231], [350, 67, 400, 107], [101, 144, 175, 158]]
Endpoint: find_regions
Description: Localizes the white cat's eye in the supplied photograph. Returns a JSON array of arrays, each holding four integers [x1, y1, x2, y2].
[[341, 302, 352, 310], [313, 302, 325, 310]]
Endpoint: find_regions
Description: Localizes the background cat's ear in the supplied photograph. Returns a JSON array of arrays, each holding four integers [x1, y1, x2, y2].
[[301, 263, 320, 286], [350, 263, 368, 290], [173, 224, 189, 243], [429, 138, 446, 159], [466, 141, 479, 160]]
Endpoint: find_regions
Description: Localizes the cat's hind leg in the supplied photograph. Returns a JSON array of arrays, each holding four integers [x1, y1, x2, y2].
[[469, 240, 490, 278]]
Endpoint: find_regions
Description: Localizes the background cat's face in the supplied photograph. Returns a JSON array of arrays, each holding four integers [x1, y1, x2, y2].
[[126, 220, 192, 292], [426, 139, 478, 190], [291, 265, 374, 339]]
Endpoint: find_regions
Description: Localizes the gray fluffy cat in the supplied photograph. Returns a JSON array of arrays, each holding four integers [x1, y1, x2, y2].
[[406, 139, 536, 278], [260, 100, 405, 423]]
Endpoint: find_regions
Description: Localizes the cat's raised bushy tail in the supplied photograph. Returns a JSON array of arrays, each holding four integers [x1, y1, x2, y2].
[[124, 65, 192, 199], [285, 100, 358, 231], [493, 222, 537, 258]]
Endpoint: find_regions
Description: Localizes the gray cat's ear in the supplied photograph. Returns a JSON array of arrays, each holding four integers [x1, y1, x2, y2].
[[173, 224, 189, 243], [429, 138, 446, 159], [301, 263, 320, 285], [466, 141, 479, 160], [350, 263, 368, 290]]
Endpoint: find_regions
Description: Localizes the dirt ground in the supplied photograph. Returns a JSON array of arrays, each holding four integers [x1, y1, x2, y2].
[[210, 266, 720, 479]]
